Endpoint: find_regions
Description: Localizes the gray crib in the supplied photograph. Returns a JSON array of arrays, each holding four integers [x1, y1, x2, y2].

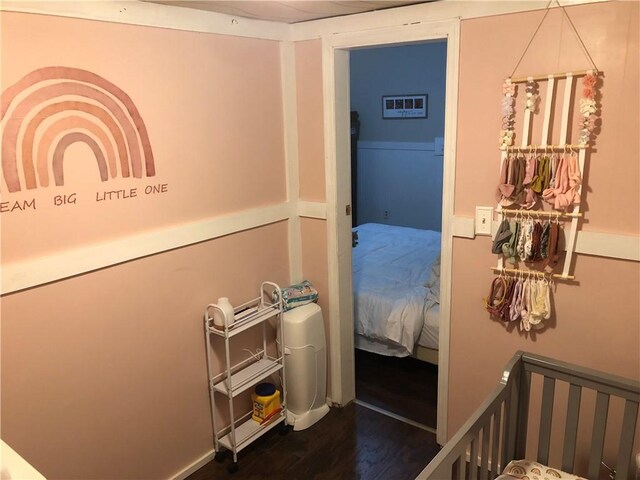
[[417, 351, 640, 480]]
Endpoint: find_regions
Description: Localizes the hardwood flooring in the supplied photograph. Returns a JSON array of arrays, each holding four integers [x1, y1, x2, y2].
[[354, 349, 438, 429], [187, 403, 440, 479]]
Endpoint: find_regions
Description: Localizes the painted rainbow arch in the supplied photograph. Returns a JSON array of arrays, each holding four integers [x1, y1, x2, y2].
[[1, 66, 155, 192]]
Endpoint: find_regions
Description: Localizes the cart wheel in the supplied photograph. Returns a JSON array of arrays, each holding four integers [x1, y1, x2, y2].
[[214, 451, 226, 463], [227, 463, 239, 474]]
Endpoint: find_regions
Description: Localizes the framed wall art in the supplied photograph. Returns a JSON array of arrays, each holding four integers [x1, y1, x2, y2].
[[382, 94, 427, 119]]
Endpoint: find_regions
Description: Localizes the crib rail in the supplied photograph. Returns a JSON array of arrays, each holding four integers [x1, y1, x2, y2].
[[417, 354, 522, 479], [417, 351, 640, 480], [517, 352, 640, 479]]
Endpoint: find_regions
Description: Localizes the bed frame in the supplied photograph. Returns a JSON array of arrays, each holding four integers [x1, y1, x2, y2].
[[413, 345, 438, 365], [417, 351, 640, 480]]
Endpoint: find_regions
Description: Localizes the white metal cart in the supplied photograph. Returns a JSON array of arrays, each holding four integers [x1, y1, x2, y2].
[[204, 281, 288, 473]]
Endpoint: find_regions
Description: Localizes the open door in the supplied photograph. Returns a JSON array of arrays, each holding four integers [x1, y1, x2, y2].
[[325, 47, 356, 405]]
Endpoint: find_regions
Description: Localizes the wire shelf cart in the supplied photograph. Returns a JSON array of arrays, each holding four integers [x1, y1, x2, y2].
[[204, 281, 288, 473]]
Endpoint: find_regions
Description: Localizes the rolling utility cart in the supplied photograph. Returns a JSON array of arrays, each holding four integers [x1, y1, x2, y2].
[[204, 281, 289, 473]]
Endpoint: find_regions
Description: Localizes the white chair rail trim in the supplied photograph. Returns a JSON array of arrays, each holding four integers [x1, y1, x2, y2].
[[2, 204, 636, 293]]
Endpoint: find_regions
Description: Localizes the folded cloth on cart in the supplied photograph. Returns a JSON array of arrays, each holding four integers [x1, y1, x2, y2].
[[496, 460, 586, 480], [273, 280, 318, 311]]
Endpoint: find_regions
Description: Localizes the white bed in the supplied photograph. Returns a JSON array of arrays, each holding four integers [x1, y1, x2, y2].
[[352, 223, 441, 359]]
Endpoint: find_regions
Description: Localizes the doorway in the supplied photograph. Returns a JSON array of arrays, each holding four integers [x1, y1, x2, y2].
[[349, 41, 446, 432], [322, 20, 460, 445]]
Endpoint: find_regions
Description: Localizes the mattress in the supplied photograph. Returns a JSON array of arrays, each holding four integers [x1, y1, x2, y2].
[[352, 223, 441, 357]]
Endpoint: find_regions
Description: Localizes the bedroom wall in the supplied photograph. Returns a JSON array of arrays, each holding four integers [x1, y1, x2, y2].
[[350, 43, 446, 230], [349, 42, 446, 144], [0, 10, 290, 480], [355, 144, 443, 230], [449, 0, 640, 465]]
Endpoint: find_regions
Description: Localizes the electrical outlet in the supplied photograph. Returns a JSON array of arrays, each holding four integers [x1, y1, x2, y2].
[[475, 207, 493, 235], [383, 210, 389, 219]]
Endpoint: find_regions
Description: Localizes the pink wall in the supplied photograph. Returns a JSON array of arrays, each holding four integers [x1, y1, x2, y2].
[[1, 11, 290, 479], [1, 222, 290, 479], [455, 2, 639, 232], [1, 12, 286, 262], [300, 218, 329, 332], [450, 0, 640, 463], [449, 238, 640, 455], [295, 40, 332, 391], [295, 39, 326, 202], [300, 217, 331, 387]]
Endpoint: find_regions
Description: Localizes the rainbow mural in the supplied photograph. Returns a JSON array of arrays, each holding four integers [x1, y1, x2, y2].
[[1, 67, 155, 192]]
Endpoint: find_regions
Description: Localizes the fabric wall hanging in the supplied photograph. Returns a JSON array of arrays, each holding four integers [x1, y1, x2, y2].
[[485, 1, 601, 330]]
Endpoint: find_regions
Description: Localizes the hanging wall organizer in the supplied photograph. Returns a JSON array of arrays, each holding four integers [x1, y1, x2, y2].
[[485, 1, 601, 332]]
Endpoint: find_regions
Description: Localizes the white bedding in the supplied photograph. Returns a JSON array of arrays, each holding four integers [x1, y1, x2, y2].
[[352, 223, 441, 357], [418, 303, 440, 350]]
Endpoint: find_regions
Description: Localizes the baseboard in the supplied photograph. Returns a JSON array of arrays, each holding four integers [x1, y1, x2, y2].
[[168, 449, 215, 480]]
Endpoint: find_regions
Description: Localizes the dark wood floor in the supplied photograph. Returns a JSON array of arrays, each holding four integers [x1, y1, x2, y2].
[[354, 349, 438, 428], [187, 403, 440, 479]]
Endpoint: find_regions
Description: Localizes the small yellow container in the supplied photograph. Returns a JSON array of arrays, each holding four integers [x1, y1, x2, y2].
[[251, 383, 281, 423]]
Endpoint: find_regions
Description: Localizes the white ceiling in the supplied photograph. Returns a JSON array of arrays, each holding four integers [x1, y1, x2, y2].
[[143, 1, 431, 24]]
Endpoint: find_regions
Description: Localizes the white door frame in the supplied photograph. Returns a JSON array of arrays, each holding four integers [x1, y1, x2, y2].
[[321, 19, 460, 446]]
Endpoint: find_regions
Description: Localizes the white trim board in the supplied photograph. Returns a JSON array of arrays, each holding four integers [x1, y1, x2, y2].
[[1, 0, 606, 44], [358, 141, 435, 151], [298, 201, 327, 220], [1, 203, 291, 295], [168, 449, 215, 480], [575, 230, 639, 262], [322, 40, 357, 408], [0, 0, 288, 40], [3, 204, 635, 296], [452, 216, 475, 239], [488, 219, 639, 262], [290, 0, 607, 41]]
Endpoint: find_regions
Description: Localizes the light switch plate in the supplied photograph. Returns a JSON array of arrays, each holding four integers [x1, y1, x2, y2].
[[434, 136, 444, 156], [475, 206, 494, 236]]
